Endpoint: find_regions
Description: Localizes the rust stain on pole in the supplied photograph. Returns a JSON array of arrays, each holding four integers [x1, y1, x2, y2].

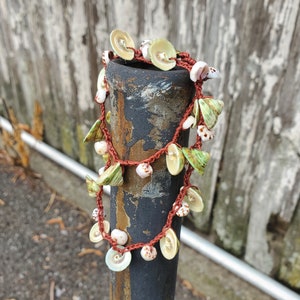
[[115, 188, 131, 234], [111, 90, 133, 158], [111, 268, 131, 300], [109, 87, 134, 299]]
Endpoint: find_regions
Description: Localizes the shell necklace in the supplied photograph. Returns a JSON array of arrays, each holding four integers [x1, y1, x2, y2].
[[84, 29, 223, 272]]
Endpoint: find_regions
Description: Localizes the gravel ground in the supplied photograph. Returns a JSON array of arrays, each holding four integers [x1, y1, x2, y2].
[[0, 159, 204, 300]]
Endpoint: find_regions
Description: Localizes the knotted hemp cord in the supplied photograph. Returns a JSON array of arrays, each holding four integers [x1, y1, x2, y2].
[[95, 49, 207, 254]]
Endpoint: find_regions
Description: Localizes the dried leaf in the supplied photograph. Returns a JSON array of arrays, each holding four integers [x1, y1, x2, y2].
[[7, 107, 30, 168], [78, 248, 104, 257], [46, 217, 66, 230], [44, 192, 56, 213], [18, 123, 31, 132], [31, 101, 43, 140], [0, 98, 42, 169], [180, 277, 207, 299], [181, 279, 193, 290], [49, 280, 55, 300]]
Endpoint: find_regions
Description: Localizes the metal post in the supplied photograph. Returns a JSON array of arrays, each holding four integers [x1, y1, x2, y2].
[[106, 59, 195, 300]]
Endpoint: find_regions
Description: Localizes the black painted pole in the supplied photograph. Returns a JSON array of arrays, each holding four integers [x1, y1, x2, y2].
[[106, 59, 195, 300]]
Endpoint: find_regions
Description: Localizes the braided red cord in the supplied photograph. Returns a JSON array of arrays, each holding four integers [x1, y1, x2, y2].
[[94, 50, 208, 254], [96, 165, 194, 254]]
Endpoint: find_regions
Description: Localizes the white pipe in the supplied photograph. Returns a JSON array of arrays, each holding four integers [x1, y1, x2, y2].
[[0, 116, 110, 194], [181, 227, 300, 300], [1, 116, 299, 300]]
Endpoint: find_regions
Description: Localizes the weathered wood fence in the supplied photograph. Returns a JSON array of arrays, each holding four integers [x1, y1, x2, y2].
[[0, 0, 299, 289]]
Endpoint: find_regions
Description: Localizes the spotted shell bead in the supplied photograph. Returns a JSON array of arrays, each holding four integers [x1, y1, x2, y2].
[[92, 208, 99, 222], [94, 141, 108, 155], [140, 245, 157, 261], [190, 61, 209, 82], [136, 163, 153, 178], [205, 66, 220, 79], [101, 50, 114, 65], [175, 201, 190, 217], [197, 125, 215, 141]]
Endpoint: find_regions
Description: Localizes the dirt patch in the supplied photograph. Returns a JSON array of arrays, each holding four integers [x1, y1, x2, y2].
[[0, 160, 203, 300]]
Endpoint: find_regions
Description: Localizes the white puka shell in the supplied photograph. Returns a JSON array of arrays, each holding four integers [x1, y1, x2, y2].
[[97, 68, 106, 91], [159, 228, 179, 260], [105, 246, 132, 272], [89, 220, 110, 243]]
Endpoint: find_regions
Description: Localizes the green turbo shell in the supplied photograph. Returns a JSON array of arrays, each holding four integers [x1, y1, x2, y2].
[[96, 163, 123, 186], [86, 175, 100, 197], [182, 148, 210, 175], [192, 100, 200, 127], [83, 120, 103, 143], [106, 111, 111, 124], [198, 98, 224, 129]]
